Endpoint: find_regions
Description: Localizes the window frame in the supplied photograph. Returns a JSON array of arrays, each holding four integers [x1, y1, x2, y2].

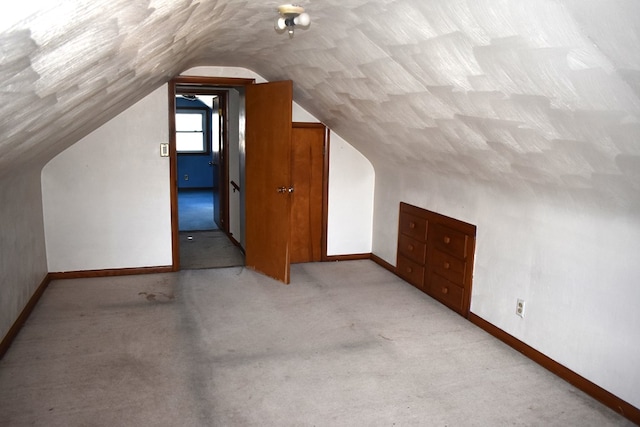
[[175, 106, 211, 155]]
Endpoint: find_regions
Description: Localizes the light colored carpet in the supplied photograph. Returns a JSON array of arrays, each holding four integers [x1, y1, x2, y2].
[[0, 261, 632, 426], [179, 230, 244, 269]]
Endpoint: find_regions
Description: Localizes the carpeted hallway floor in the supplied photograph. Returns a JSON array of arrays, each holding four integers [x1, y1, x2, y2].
[[177, 188, 244, 270], [179, 230, 245, 269], [0, 261, 633, 426], [178, 188, 217, 232]]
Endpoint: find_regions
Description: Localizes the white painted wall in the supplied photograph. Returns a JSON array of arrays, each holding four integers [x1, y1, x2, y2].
[[42, 87, 172, 271], [372, 165, 640, 408], [0, 170, 48, 340], [41, 67, 374, 273], [227, 88, 242, 246], [327, 133, 375, 255]]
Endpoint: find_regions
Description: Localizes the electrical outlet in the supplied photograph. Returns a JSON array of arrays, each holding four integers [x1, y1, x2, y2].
[[516, 299, 525, 318]]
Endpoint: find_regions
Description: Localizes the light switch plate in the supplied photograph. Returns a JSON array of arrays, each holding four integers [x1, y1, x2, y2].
[[160, 143, 169, 157]]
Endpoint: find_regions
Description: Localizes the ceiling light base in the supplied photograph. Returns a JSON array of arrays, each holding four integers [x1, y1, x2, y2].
[[275, 4, 310, 37]]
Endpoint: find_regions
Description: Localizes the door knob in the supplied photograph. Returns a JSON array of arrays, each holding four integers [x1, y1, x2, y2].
[[277, 186, 294, 193]]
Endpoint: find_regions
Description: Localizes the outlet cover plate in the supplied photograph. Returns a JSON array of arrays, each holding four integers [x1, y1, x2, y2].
[[516, 299, 525, 318]]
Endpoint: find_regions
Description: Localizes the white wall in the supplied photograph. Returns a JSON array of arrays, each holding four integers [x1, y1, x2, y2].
[[42, 87, 172, 271], [227, 88, 242, 246], [41, 67, 374, 273], [0, 170, 48, 340], [327, 133, 375, 255], [372, 165, 640, 408]]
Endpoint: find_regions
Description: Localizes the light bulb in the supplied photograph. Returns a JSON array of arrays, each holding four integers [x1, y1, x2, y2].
[[294, 12, 310, 27], [275, 17, 287, 30]]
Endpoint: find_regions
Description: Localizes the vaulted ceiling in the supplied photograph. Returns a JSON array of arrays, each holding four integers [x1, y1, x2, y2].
[[2, 0, 639, 210]]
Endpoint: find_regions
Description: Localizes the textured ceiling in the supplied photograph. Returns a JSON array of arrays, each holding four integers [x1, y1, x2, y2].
[[1, 0, 639, 209]]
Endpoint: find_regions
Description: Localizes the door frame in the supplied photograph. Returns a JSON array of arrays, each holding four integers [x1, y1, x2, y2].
[[168, 76, 332, 272], [168, 76, 255, 271]]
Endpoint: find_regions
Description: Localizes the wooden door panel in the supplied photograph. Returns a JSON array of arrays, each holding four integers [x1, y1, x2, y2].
[[290, 124, 325, 263], [245, 81, 293, 283]]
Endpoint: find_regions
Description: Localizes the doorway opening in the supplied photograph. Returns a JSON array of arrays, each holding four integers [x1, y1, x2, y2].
[[170, 78, 255, 270], [169, 76, 330, 279], [176, 93, 218, 233]]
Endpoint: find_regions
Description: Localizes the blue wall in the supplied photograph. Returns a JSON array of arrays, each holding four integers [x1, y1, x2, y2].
[[177, 154, 216, 188]]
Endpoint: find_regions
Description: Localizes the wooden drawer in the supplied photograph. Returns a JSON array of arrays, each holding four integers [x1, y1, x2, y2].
[[397, 255, 425, 288], [429, 273, 464, 313], [399, 213, 427, 241], [398, 234, 427, 264], [429, 247, 465, 285], [430, 223, 468, 259]]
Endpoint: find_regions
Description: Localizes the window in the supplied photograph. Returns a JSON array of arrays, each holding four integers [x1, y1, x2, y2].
[[176, 108, 208, 153]]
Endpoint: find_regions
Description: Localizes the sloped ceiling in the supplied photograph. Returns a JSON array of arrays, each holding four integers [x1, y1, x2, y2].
[[1, 0, 639, 210]]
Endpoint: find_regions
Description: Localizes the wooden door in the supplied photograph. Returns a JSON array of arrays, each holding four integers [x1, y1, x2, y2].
[[245, 81, 293, 283], [290, 123, 326, 263]]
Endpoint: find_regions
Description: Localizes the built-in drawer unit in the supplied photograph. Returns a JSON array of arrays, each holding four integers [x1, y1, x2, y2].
[[396, 202, 476, 317]]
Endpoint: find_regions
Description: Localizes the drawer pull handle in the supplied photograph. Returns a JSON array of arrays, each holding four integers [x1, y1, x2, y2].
[[443, 236, 451, 244], [443, 262, 450, 269], [407, 244, 414, 251], [407, 267, 413, 273], [409, 222, 416, 229], [441, 287, 449, 294]]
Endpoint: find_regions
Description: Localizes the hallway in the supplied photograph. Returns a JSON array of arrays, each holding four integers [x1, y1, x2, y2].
[[179, 230, 244, 269], [177, 188, 244, 269]]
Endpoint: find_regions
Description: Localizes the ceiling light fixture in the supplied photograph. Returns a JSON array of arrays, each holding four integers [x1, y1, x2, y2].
[[275, 4, 310, 37]]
